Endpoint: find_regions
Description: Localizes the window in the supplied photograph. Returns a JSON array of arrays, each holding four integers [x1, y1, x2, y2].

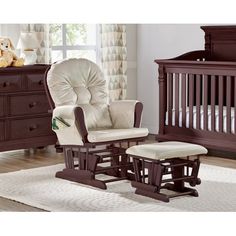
[[50, 24, 98, 63]]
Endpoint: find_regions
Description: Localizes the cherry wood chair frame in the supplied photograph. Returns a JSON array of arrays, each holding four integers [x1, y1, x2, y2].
[[44, 66, 146, 189]]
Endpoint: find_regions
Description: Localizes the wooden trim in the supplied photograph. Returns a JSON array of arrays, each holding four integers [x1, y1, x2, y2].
[[134, 102, 143, 128], [218, 76, 224, 132], [181, 73, 186, 128], [203, 75, 208, 130], [158, 64, 166, 135], [175, 73, 179, 127], [74, 106, 88, 143], [43, 65, 55, 110], [189, 74, 194, 129], [196, 75, 201, 130], [168, 73, 173, 126], [226, 76, 231, 133]]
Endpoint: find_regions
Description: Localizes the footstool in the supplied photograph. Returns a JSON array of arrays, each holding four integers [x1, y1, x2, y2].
[[126, 141, 208, 202]]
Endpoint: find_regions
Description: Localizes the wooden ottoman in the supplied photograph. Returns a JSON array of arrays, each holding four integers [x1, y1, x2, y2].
[[126, 141, 208, 202]]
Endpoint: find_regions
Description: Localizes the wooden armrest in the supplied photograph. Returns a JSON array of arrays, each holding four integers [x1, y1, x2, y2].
[[74, 106, 89, 143], [134, 102, 143, 128]]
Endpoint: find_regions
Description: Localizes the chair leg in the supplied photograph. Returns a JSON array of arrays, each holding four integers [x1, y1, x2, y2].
[[56, 169, 107, 189], [57, 144, 136, 190], [120, 154, 128, 178], [56, 147, 107, 189]]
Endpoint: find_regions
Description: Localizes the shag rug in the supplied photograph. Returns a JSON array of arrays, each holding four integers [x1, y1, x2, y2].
[[0, 164, 235, 212]]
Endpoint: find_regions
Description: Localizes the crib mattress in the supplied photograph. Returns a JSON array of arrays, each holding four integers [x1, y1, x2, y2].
[[165, 106, 235, 134]]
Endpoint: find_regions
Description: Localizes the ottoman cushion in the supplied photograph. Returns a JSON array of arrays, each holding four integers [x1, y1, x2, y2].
[[126, 141, 208, 160]]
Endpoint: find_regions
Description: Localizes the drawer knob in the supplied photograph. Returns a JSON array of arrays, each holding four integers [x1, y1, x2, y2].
[[29, 125, 38, 131], [29, 102, 37, 108], [38, 80, 43, 85], [3, 82, 10, 87]]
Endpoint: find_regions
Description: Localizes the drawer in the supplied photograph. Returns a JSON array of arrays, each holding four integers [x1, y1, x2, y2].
[[10, 116, 53, 140], [0, 97, 4, 117], [0, 74, 22, 92], [0, 121, 4, 141], [26, 73, 45, 91], [10, 94, 50, 116]]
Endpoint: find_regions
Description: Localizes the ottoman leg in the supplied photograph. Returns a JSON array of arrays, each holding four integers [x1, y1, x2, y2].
[[135, 188, 170, 202], [171, 160, 185, 192], [164, 158, 200, 198], [132, 159, 170, 202]]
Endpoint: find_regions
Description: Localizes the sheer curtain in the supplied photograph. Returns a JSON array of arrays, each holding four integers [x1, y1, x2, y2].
[[100, 24, 127, 101], [20, 24, 51, 64]]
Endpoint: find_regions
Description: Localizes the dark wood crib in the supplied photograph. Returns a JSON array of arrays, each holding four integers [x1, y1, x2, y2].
[[155, 25, 236, 153]]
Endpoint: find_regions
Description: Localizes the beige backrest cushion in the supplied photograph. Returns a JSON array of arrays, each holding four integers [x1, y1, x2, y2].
[[47, 58, 112, 129]]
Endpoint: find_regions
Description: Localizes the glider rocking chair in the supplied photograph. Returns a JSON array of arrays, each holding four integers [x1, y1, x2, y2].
[[44, 58, 148, 189]]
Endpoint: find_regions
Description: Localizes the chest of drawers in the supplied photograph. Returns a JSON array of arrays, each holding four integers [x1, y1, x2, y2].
[[0, 65, 57, 152]]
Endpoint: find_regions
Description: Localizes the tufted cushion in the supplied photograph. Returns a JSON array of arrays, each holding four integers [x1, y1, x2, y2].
[[47, 58, 112, 129]]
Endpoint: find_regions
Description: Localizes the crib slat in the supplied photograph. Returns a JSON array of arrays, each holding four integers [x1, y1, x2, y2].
[[234, 76, 236, 134], [168, 73, 173, 126], [175, 73, 179, 127], [226, 76, 231, 133], [219, 76, 224, 133], [203, 75, 208, 131], [211, 75, 216, 132], [196, 75, 201, 130], [182, 74, 186, 127], [189, 74, 194, 129]]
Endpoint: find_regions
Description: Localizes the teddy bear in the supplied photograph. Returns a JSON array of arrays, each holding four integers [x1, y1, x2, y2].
[[0, 37, 24, 67]]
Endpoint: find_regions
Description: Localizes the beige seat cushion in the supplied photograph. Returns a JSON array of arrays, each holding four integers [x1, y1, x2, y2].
[[126, 141, 208, 160], [87, 128, 149, 143]]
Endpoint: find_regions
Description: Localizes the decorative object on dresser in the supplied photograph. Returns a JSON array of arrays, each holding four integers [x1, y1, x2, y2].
[[17, 32, 39, 65], [0, 65, 57, 152]]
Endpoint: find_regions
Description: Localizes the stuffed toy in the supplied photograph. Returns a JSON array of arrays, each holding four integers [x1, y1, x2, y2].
[[0, 37, 24, 67]]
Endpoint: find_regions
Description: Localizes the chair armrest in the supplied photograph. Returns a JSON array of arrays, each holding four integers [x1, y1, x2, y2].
[[109, 100, 143, 128], [53, 105, 88, 143]]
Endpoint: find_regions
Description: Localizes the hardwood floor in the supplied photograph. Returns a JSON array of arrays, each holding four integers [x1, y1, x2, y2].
[[0, 144, 235, 211]]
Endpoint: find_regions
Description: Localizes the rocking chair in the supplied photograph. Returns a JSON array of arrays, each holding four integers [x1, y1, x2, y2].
[[44, 58, 148, 189]]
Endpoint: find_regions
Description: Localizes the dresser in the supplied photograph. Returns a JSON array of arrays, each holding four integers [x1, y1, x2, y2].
[[0, 65, 57, 152]]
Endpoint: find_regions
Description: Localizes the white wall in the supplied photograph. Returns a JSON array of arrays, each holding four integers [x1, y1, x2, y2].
[[137, 24, 205, 133], [126, 24, 137, 99], [0, 24, 21, 46]]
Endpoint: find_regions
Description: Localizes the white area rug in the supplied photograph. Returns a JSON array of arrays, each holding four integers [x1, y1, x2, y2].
[[0, 164, 235, 212]]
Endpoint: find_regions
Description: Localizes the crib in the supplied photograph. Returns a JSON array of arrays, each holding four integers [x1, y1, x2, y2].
[[155, 25, 236, 153]]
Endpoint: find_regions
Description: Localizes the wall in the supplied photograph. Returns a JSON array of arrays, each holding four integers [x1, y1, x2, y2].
[[137, 24, 205, 133], [126, 24, 137, 99], [0, 24, 21, 56], [0, 24, 21, 47]]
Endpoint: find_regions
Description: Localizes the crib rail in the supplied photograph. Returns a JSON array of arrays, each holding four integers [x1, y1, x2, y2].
[[156, 54, 236, 140]]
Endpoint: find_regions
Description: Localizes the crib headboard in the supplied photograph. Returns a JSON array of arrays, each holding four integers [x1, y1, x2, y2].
[[201, 25, 236, 61]]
